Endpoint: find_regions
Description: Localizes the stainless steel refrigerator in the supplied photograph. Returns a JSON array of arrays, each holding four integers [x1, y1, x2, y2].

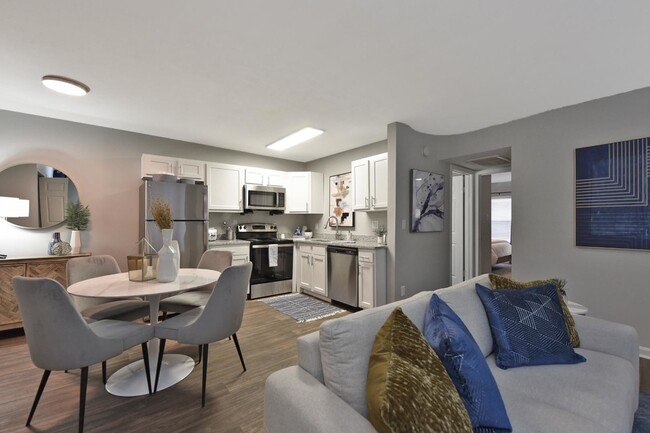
[[140, 180, 208, 268]]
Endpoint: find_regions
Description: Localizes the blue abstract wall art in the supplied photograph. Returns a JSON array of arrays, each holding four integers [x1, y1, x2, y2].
[[575, 137, 650, 250], [410, 169, 444, 232]]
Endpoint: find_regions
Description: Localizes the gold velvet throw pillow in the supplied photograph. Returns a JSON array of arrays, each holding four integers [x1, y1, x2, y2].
[[366, 307, 472, 433], [488, 274, 580, 347]]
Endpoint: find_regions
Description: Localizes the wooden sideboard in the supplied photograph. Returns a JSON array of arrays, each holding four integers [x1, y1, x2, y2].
[[0, 253, 91, 331]]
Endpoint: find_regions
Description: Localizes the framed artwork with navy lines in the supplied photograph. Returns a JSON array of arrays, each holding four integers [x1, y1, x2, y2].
[[575, 136, 650, 250]]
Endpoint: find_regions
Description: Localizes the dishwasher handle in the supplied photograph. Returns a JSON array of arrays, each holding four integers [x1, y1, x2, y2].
[[327, 246, 358, 255]]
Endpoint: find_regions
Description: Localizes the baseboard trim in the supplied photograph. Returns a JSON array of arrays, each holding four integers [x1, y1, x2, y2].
[[640, 346, 650, 359]]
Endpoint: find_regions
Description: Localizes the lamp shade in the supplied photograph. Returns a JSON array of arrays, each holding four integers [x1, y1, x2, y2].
[[0, 196, 30, 218]]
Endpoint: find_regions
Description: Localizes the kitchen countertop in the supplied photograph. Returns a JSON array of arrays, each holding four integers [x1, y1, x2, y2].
[[208, 239, 250, 247], [293, 239, 387, 249]]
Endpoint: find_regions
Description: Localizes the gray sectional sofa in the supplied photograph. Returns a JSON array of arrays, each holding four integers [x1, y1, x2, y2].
[[264, 274, 639, 433]]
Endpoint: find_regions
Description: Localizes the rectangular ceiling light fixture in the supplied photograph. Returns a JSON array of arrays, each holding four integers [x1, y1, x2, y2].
[[266, 127, 324, 151]]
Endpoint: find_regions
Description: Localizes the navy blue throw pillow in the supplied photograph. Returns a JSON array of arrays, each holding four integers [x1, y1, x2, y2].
[[476, 283, 586, 369], [424, 294, 512, 433]]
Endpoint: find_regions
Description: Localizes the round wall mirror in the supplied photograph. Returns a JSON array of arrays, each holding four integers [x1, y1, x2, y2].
[[0, 164, 79, 230]]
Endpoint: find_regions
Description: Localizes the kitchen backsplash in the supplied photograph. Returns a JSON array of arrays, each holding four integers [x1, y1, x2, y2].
[[209, 211, 388, 240]]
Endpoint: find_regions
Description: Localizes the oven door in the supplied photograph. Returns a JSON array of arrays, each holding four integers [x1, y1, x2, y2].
[[249, 243, 293, 285]]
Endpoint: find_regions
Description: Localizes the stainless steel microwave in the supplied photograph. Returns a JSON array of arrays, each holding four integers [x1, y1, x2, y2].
[[243, 184, 286, 211]]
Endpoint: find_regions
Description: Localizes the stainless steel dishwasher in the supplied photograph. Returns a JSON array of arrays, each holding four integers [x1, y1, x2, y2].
[[327, 245, 358, 307]]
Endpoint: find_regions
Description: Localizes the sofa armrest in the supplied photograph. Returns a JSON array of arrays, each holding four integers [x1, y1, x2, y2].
[[265, 366, 377, 433], [573, 314, 639, 367]]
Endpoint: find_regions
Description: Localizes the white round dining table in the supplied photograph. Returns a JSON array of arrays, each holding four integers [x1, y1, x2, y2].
[[67, 268, 221, 397]]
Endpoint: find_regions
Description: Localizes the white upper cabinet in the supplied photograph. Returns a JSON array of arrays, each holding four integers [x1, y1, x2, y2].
[[141, 154, 205, 181], [206, 163, 245, 212], [245, 168, 286, 187], [177, 158, 205, 180], [285, 172, 324, 214], [351, 152, 387, 211]]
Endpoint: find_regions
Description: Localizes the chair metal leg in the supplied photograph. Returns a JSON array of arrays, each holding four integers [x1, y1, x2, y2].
[[102, 361, 107, 384], [201, 343, 209, 407], [26, 370, 50, 426], [79, 367, 88, 433], [197, 344, 202, 365], [154, 339, 166, 393], [141, 343, 152, 395], [232, 333, 246, 372]]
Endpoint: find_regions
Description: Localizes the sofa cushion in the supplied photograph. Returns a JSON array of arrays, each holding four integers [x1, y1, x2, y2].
[[367, 307, 472, 433], [487, 349, 637, 433], [320, 291, 432, 417], [476, 283, 586, 369], [489, 274, 580, 347], [424, 294, 512, 432], [434, 274, 494, 357]]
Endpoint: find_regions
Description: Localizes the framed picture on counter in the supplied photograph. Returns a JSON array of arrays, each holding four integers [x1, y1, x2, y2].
[[329, 172, 354, 227]]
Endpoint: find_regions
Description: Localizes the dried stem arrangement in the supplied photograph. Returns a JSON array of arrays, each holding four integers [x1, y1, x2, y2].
[[151, 198, 173, 230]]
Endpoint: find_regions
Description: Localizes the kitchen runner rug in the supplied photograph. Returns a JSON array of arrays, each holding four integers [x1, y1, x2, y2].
[[259, 293, 345, 323]]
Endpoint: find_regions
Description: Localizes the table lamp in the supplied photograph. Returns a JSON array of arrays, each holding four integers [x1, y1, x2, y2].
[[0, 196, 30, 259]]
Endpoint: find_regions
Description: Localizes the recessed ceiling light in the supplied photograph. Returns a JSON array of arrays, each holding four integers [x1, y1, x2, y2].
[[266, 127, 324, 151], [42, 75, 90, 96]]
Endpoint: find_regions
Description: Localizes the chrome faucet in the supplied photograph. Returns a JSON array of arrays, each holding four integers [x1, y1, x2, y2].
[[325, 216, 342, 240]]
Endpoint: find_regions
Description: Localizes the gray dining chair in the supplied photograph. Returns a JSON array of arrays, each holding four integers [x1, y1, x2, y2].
[[153, 262, 252, 407], [67, 255, 150, 323], [13, 276, 154, 433], [67, 255, 151, 383], [159, 250, 233, 315]]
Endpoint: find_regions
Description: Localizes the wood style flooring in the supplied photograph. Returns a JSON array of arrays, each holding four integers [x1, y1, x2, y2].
[[1, 300, 647, 433], [0, 300, 343, 433]]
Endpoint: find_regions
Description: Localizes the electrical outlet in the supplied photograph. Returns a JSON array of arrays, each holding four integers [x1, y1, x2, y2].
[[400, 285, 406, 297], [372, 220, 379, 230], [401, 219, 407, 230]]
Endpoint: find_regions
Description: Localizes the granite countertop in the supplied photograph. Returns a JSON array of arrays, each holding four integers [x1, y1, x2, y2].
[[293, 239, 387, 249], [208, 239, 250, 247]]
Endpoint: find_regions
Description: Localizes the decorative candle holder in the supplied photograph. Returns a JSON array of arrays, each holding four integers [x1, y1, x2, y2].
[[128, 238, 158, 281]]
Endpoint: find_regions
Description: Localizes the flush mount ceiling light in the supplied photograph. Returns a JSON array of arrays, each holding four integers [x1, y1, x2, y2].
[[266, 127, 324, 151], [41, 75, 90, 96]]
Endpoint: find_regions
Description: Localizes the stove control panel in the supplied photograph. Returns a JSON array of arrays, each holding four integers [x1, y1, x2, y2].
[[237, 223, 277, 233]]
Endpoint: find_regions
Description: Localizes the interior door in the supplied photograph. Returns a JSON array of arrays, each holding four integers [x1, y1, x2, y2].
[[451, 174, 465, 285], [39, 177, 69, 227]]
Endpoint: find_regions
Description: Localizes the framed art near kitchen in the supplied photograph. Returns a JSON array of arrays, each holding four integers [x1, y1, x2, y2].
[[575, 136, 650, 250], [329, 172, 354, 227], [410, 169, 444, 232]]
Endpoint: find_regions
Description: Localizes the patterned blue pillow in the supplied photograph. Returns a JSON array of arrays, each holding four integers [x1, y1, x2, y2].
[[424, 294, 512, 433], [476, 283, 586, 369]]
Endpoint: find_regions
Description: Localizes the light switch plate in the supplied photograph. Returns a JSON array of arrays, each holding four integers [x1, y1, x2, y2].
[[372, 220, 379, 230]]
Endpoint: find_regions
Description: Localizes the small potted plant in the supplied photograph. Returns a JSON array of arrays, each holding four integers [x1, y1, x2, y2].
[[65, 201, 90, 254], [374, 224, 387, 245]]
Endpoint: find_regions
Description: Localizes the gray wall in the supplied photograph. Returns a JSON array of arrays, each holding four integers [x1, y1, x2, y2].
[[388, 123, 451, 303], [437, 87, 650, 348], [305, 140, 388, 237], [0, 110, 303, 268]]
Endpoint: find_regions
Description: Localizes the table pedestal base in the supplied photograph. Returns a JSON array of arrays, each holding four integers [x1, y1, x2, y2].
[[106, 354, 194, 397]]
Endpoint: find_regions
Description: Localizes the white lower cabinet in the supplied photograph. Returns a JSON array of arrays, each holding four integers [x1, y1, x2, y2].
[[358, 248, 387, 309], [208, 243, 250, 293], [297, 244, 327, 296]]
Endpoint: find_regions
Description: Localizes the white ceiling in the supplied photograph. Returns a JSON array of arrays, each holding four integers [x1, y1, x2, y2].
[[2, 1, 650, 163]]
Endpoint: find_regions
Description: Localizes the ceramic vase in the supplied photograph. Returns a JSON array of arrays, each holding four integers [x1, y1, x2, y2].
[[48, 232, 61, 255], [157, 228, 178, 282], [172, 239, 181, 271], [70, 230, 81, 254]]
